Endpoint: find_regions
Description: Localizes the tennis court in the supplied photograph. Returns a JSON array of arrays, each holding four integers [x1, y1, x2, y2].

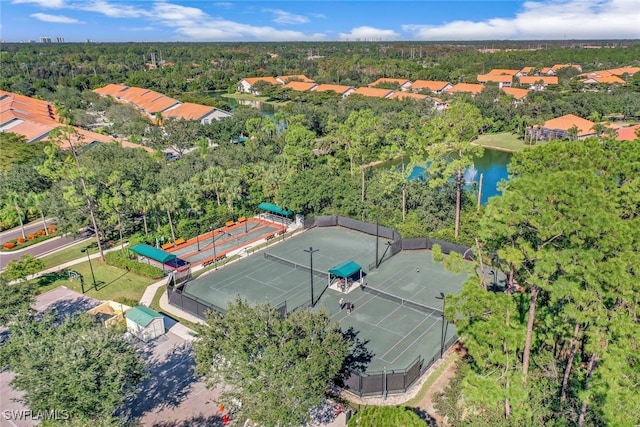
[[167, 217, 284, 266], [178, 226, 466, 373]]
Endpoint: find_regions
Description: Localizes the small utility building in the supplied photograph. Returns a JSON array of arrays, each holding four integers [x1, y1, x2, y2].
[[125, 306, 165, 342]]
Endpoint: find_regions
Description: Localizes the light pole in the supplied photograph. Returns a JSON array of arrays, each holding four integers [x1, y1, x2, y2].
[[81, 247, 97, 291], [375, 217, 379, 268], [211, 225, 217, 267], [440, 293, 447, 359], [304, 247, 319, 307]]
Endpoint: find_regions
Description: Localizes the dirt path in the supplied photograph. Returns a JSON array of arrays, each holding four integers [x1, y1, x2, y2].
[[415, 347, 463, 426]]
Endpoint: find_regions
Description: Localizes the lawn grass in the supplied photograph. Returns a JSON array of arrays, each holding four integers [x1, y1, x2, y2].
[[473, 132, 547, 152], [38, 239, 94, 269], [34, 261, 155, 304], [149, 284, 200, 331]]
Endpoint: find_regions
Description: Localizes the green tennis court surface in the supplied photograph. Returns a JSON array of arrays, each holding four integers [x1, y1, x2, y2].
[[182, 227, 465, 372]]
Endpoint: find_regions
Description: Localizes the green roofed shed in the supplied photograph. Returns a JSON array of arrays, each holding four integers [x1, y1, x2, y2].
[[129, 244, 177, 264], [258, 202, 293, 217], [329, 260, 362, 278], [125, 305, 163, 327]]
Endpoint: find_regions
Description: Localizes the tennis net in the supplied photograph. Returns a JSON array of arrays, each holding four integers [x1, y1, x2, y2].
[[362, 285, 444, 318], [264, 252, 327, 279]]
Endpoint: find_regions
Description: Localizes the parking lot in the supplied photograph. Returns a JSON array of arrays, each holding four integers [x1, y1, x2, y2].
[[0, 287, 222, 427]]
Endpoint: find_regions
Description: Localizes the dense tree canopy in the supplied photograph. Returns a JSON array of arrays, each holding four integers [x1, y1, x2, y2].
[[193, 299, 350, 427]]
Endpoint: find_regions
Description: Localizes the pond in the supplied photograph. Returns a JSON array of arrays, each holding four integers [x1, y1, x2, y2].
[[405, 148, 512, 205]]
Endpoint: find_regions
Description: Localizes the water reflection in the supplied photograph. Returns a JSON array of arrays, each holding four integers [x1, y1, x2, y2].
[[407, 149, 512, 205]]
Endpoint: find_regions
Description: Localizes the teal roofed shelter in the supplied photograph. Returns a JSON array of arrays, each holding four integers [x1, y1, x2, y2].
[[258, 202, 293, 217], [329, 260, 363, 294], [129, 243, 177, 273]]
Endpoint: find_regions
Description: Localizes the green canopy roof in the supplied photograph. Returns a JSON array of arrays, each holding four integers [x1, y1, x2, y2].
[[329, 261, 362, 278], [126, 305, 163, 327], [258, 202, 293, 216], [129, 243, 177, 264]]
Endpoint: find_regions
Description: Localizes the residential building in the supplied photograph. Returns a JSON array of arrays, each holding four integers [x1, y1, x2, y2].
[[350, 87, 395, 98], [616, 124, 640, 141], [530, 114, 596, 141], [486, 69, 520, 76], [93, 84, 231, 124], [275, 75, 314, 84], [310, 84, 355, 98], [501, 87, 529, 103], [408, 80, 452, 94], [368, 78, 412, 91], [551, 64, 582, 72], [0, 90, 151, 151], [237, 77, 281, 94], [516, 66, 535, 77], [477, 73, 513, 88], [444, 83, 485, 96], [283, 81, 318, 92], [518, 76, 558, 90]]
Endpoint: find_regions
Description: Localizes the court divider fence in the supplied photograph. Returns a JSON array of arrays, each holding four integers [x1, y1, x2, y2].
[[343, 334, 458, 397]]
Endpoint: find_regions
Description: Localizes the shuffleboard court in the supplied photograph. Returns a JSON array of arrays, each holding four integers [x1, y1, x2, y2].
[[177, 226, 465, 373], [167, 218, 283, 266]]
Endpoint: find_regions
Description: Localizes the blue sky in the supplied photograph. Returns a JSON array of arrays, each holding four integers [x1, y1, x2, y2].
[[3, 0, 639, 42]]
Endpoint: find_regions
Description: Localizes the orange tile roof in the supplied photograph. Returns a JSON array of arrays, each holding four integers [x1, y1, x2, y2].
[[410, 80, 451, 92], [276, 74, 314, 83], [616, 124, 640, 141], [161, 103, 216, 121], [539, 67, 553, 74], [477, 74, 513, 83], [351, 87, 394, 98], [284, 81, 318, 91], [605, 67, 640, 76], [243, 77, 281, 86], [387, 92, 428, 101], [0, 90, 151, 151], [583, 75, 626, 84], [311, 84, 354, 94], [552, 64, 581, 71], [93, 84, 128, 97], [445, 83, 485, 95], [487, 69, 519, 76], [519, 67, 534, 74], [519, 76, 559, 85], [501, 87, 529, 100], [542, 114, 595, 136], [368, 78, 410, 87]]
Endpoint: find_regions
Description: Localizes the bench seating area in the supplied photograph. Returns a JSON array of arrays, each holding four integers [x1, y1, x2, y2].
[[265, 233, 276, 241], [203, 254, 227, 267], [174, 238, 186, 246], [161, 242, 173, 250], [237, 216, 246, 222], [225, 220, 235, 227]]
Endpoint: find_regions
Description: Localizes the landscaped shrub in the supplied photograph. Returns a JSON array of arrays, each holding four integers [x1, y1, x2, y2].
[[104, 251, 164, 279], [47, 225, 57, 233], [3, 242, 15, 250], [17, 237, 26, 243], [27, 234, 37, 240], [37, 229, 46, 236]]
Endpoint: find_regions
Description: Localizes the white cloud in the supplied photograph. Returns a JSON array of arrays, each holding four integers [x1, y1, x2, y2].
[[13, 0, 65, 8], [262, 8, 309, 25], [339, 26, 399, 41], [30, 12, 84, 23], [403, 0, 640, 40], [214, 2, 233, 8], [78, 0, 149, 18]]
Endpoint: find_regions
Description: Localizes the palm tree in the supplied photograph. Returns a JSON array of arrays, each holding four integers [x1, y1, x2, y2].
[[26, 192, 49, 235], [7, 191, 26, 239], [200, 166, 225, 206], [131, 191, 155, 237], [221, 175, 242, 214], [157, 186, 180, 242]]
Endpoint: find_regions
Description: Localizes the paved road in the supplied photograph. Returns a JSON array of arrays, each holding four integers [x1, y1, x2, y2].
[[0, 235, 90, 271], [0, 220, 94, 271], [0, 219, 53, 245]]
